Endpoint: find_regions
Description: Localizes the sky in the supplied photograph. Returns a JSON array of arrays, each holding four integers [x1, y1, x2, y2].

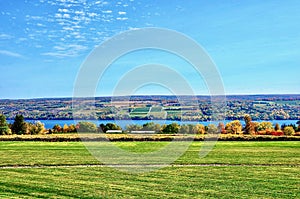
[[0, 0, 300, 99]]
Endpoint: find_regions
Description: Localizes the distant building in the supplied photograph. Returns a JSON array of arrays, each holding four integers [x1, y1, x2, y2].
[[106, 130, 122, 133]]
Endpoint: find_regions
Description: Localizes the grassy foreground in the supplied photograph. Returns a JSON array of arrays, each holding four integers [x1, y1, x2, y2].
[[0, 141, 299, 198]]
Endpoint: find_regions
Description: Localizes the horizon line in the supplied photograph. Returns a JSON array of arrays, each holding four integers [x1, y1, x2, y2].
[[1, 93, 300, 100]]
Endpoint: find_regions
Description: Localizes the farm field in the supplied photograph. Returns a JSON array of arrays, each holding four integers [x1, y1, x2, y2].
[[0, 141, 299, 198]]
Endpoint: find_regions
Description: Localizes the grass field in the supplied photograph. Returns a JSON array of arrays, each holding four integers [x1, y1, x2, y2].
[[0, 141, 299, 198]]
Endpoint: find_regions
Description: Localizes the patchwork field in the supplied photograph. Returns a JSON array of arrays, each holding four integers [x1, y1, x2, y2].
[[0, 141, 299, 198]]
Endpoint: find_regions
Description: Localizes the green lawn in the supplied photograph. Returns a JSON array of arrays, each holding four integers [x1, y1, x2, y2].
[[0, 141, 299, 198]]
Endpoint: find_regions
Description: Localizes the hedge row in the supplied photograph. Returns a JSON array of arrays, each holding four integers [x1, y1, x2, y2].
[[0, 134, 300, 142]]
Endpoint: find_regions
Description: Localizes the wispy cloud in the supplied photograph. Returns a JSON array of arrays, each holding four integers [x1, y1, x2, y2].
[[0, 34, 14, 39], [0, 50, 24, 58], [42, 44, 88, 58]]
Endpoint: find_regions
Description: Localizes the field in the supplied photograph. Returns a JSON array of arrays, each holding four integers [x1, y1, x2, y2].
[[0, 141, 299, 198]]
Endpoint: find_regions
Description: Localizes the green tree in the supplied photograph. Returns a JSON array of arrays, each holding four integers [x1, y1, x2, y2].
[[11, 115, 27, 135], [0, 114, 11, 135], [142, 122, 161, 132], [99, 123, 122, 133], [283, 126, 295, 136], [161, 123, 180, 134], [77, 121, 97, 132]]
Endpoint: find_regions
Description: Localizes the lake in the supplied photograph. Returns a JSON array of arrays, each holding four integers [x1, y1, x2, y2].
[[7, 119, 299, 129]]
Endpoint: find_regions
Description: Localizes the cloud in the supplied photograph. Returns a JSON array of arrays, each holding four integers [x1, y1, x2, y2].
[[118, 11, 126, 15], [116, 17, 128, 21], [42, 44, 88, 58], [102, 10, 112, 14], [0, 50, 24, 58], [0, 34, 13, 39]]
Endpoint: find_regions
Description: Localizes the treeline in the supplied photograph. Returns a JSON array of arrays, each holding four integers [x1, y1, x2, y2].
[[1, 114, 300, 136]]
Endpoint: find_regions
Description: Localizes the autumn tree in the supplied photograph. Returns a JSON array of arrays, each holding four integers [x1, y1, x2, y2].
[[68, 124, 77, 133], [283, 126, 295, 136], [52, 124, 62, 133], [217, 122, 226, 134], [244, 114, 254, 134], [207, 124, 218, 134], [179, 124, 191, 134], [28, 121, 45, 135], [125, 124, 142, 132], [191, 124, 205, 134], [275, 123, 281, 131], [225, 120, 243, 134], [63, 124, 69, 133], [257, 121, 274, 131]]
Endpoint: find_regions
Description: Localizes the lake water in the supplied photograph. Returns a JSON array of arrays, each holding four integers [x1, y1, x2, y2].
[[7, 119, 299, 129]]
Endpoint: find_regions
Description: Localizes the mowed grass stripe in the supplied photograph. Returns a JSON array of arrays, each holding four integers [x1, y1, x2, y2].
[[0, 141, 299, 166], [0, 166, 299, 198]]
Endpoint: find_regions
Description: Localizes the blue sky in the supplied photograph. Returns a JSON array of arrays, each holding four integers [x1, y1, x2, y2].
[[0, 0, 299, 99]]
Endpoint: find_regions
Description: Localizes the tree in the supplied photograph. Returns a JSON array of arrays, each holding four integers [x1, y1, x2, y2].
[[52, 124, 62, 133], [11, 115, 27, 135], [191, 124, 205, 134], [207, 124, 218, 134], [0, 114, 11, 135], [63, 124, 69, 133], [99, 123, 122, 133], [283, 126, 295, 136], [257, 121, 274, 131], [28, 121, 45, 135], [180, 124, 191, 134], [125, 124, 142, 132], [68, 124, 77, 133], [275, 123, 281, 131], [77, 121, 97, 132], [244, 114, 254, 134], [161, 123, 180, 134], [217, 122, 226, 134], [225, 120, 242, 134], [142, 122, 161, 132]]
